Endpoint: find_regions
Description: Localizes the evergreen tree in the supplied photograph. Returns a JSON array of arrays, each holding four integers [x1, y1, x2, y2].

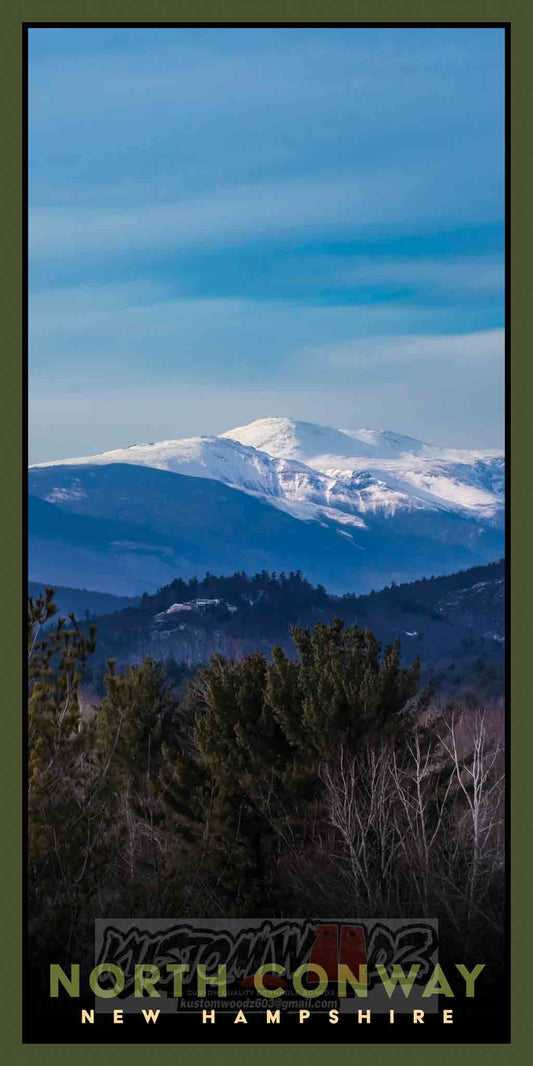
[[267, 619, 420, 760], [164, 620, 421, 909], [98, 656, 179, 784], [28, 586, 96, 781]]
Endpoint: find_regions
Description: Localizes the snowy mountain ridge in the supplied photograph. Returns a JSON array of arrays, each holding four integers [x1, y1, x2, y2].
[[31, 416, 504, 531]]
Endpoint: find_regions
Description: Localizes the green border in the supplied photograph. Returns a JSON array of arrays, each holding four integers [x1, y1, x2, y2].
[[2, 3, 530, 1062]]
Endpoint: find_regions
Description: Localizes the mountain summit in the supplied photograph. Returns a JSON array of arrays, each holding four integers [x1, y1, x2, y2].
[[221, 416, 431, 463]]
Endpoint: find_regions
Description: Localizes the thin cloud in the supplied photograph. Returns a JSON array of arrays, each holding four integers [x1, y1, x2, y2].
[[319, 329, 504, 366], [28, 27, 505, 456], [333, 256, 504, 294], [29, 151, 502, 261], [30, 286, 488, 381]]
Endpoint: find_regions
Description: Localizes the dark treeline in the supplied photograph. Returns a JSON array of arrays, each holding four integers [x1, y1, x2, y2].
[[28, 587, 504, 979], [93, 569, 332, 637], [83, 561, 505, 700], [90, 560, 505, 631]]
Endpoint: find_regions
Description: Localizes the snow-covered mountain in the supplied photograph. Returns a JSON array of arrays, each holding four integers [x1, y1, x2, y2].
[[32, 416, 504, 530], [28, 417, 504, 595], [222, 417, 504, 525]]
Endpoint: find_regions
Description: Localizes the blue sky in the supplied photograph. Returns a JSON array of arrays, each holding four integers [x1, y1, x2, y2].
[[29, 27, 505, 462]]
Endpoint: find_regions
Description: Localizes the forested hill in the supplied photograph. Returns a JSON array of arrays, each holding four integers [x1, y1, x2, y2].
[[28, 582, 139, 618], [81, 560, 504, 698]]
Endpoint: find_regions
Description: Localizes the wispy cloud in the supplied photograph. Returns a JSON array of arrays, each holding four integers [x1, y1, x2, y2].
[[316, 329, 504, 367], [331, 256, 504, 294], [31, 285, 501, 391], [28, 26, 505, 455], [30, 158, 502, 262]]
